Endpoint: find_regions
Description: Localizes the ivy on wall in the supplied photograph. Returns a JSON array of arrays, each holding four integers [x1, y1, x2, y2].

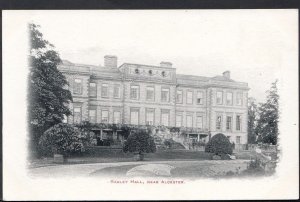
[[74, 121, 207, 136]]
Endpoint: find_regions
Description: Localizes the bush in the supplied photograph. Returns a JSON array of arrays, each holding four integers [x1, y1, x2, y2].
[[123, 129, 156, 154], [38, 123, 85, 157], [205, 133, 233, 155], [241, 158, 265, 176], [163, 139, 172, 149]]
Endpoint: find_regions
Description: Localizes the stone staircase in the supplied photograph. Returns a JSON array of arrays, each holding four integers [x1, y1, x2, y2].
[[152, 128, 186, 150]]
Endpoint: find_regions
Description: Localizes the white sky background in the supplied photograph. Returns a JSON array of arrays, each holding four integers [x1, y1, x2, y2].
[[28, 10, 298, 103]]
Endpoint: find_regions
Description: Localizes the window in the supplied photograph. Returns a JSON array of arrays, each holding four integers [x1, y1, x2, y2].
[[216, 115, 222, 130], [89, 109, 96, 123], [236, 136, 241, 144], [226, 116, 232, 130], [236, 92, 243, 106], [62, 115, 68, 123], [101, 83, 109, 98], [196, 116, 203, 129], [236, 115, 241, 131], [176, 90, 183, 103], [113, 84, 121, 98], [146, 109, 155, 125], [101, 110, 109, 123], [113, 111, 121, 124], [73, 79, 82, 95], [187, 91, 193, 104], [146, 86, 155, 101], [186, 115, 193, 127], [73, 107, 81, 124], [161, 110, 170, 126], [130, 85, 139, 100], [130, 109, 139, 125], [161, 88, 170, 102], [89, 83, 97, 97], [226, 92, 233, 105], [197, 91, 204, 105], [176, 115, 182, 127], [216, 91, 223, 105]]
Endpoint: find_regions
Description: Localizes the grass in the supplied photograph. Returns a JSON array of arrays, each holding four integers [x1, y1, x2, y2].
[[29, 150, 213, 168], [29, 149, 277, 170]]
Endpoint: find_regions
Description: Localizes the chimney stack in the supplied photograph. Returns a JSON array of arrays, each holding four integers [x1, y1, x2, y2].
[[223, 71, 230, 79], [160, 61, 172, 68], [104, 55, 118, 68]]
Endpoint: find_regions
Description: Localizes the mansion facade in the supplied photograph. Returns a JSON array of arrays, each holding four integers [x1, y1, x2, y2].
[[58, 55, 249, 145]]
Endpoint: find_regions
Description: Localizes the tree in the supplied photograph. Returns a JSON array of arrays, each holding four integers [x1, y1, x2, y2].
[[123, 129, 156, 160], [28, 23, 72, 157], [205, 133, 233, 155], [248, 97, 258, 144], [39, 123, 84, 157], [256, 80, 279, 145]]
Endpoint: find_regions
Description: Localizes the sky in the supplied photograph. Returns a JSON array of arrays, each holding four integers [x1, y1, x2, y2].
[[28, 10, 297, 103]]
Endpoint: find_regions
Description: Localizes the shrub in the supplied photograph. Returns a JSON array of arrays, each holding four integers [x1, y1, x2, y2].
[[195, 141, 206, 147], [123, 129, 156, 154], [163, 139, 172, 149], [38, 123, 85, 157], [241, 158, 265, 176], [205, 133, 233, 155]]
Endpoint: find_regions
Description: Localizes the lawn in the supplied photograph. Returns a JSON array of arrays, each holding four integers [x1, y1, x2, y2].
[[29, 150, 213, 168], [29, 149, 269, 169]]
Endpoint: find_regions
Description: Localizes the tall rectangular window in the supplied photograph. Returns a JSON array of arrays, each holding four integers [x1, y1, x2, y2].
[[73, 107, 82, 124], [161, 88, 170, 102], [236, 136, 241, 144], [146, 86, 155, 101], [176, 115, 182, 127], [73, 79, 82, 95], [216, 115, 222, 130], [130, 109, 139, 125], [89, 82, 97, 97], [89, 109, 96, 123], [196, 116, 203, 129], [113, 111, 121, 124], [161, 110, 170, 126], [187, 91, 193, 104], [62, 115, 68, 123], [236, 92, 243, 106], [113, 84, 121, 98], [146, 109, 155, 125], [197, 91, 204, 105], [101, 110, 109, 123], [176, 90, 183, 103], [130, 85, 139, 100], [216, 91, 223, 105], [186, 115, 193, 127], [101, 83, 109, 98], [236, 115, 241, 131], [226, 116, 232, 130], [226, 92, 233, 105]]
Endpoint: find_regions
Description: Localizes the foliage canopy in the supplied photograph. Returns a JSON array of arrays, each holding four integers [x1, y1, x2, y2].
[[205, 133, 233, 155], [28, 23, 72, 156]]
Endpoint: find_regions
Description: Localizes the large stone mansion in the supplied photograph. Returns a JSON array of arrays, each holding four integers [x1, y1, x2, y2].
[[58, 55, 249, 146]]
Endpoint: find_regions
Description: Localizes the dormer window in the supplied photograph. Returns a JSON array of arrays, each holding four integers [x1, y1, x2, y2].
[[161, 71, 166, 77], [148, 70, 153, 75], [135, 68, 140, 74]]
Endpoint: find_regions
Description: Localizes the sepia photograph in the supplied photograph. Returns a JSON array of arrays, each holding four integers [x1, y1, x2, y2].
[[2, 9, 299, 200]]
